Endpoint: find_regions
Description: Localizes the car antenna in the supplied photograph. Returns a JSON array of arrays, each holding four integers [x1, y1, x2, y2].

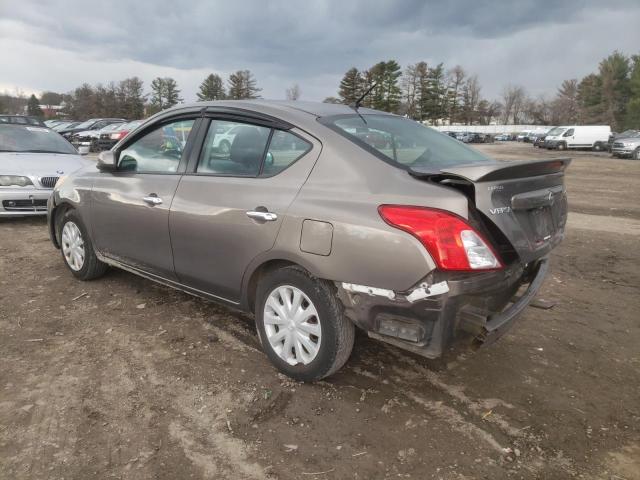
[[349, 83, 377, 123]]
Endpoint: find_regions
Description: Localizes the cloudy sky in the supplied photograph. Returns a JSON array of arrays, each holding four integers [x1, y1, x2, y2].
[[1, 0, 639, 103]]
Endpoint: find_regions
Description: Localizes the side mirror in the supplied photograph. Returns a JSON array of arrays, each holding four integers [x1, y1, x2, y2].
[[97, 151, 117, 172]]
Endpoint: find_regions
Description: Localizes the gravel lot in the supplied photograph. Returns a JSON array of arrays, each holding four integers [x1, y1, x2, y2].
[[1, 142, 639, 479]]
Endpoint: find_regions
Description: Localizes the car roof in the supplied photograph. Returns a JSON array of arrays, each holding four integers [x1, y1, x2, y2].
[[166, 99, 389, 119]]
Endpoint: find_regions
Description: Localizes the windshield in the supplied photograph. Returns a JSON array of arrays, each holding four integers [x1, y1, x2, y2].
[[546, 127, 566, 137], [73, 119, 97, 130], [0, 125, 77, 154], [321, 114, 491, 169]]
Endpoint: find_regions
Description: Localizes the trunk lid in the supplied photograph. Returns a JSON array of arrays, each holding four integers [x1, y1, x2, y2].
[[411, 158, 571, 264]]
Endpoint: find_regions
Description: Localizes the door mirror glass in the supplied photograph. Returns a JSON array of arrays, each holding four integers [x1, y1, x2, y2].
[[97, 150, 117, 171], [118, 119, 195, 173]]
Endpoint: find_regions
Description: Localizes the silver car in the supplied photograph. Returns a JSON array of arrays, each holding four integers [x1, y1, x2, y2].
[[47, 101, 570, 381], [0, 124, 90, 216]]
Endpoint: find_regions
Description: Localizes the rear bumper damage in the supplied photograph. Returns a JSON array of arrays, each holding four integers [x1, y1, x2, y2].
[[336, 258, 549, 358]]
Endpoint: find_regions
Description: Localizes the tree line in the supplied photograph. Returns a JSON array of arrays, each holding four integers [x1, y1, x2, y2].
[[327, 51, 639, 130], [0, 70, 264, 120], [2, 51, 638, 130]]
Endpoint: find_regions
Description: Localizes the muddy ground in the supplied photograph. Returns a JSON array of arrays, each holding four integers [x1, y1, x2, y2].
[[1, 142, 639, 479]]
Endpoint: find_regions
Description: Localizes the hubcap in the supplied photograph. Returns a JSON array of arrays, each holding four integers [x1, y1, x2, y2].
[[263, 285, 321, 366], [61, 221, 85, 271]]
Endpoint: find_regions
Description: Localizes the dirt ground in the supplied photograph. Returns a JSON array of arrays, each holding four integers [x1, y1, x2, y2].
[[1, 142, 639, 479]]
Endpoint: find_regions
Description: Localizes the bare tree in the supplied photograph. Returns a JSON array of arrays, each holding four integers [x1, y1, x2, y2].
[[501, 85, 526, 124], [446, 66, 466, 124], [552, 79, 579, 124], [461, 75, 481, 124], [401, 64, 419, 119], [285, 84, 301, 101]]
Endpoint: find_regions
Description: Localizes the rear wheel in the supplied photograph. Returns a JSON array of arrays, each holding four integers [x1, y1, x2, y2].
[[58, 209, 107, 280], [593, 142, 603, 152], [255, 266, 355, 381]]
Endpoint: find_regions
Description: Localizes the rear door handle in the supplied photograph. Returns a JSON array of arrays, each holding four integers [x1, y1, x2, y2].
[[246, 211, 278, 221], [143, 195, 163, 206]]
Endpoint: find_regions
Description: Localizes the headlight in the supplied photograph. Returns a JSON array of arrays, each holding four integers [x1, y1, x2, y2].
[[0, 175, 34, 187], [623, 142, 635, 147]]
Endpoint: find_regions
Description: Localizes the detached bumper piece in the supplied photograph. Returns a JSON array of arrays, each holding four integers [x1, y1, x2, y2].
[[336, 258, 549, 359]]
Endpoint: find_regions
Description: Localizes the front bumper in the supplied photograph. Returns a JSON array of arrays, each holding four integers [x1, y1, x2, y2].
[[544, 140, 559, 149], [336, 259, 549, 358], [611, 147, 635, 157], [0, 188, 51, 216]]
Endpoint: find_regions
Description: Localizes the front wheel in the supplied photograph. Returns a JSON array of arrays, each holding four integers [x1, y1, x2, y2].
[[255, 266, 355, 381], [557, 142, 567, 151], [58, 209, 108, 280]]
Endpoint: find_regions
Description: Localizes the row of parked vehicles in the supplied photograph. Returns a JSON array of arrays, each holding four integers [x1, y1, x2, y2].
[[44, 118, 144, 153], [441, 131, 494, 143]]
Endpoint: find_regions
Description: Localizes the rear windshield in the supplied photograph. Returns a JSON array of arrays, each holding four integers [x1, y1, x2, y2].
[[320, 114, 490, 170], [0, 125, 77, 154]]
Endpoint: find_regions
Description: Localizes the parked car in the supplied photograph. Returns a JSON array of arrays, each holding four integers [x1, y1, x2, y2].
[[611, 131, 640, 159], [45, 119, 63, 128], [494, 133, 512, 141], [52, 121, 80, 132], [0, 124, 90, 215], [608, 130, 639, 152], [70, 122, 125, 152], [47, 100, 570, 381], [58, 118, 126, 139], [96, 120, 144, 151], [454, 131, 473, 143], [544, 125, 611, 151], [0, 115, 46, 127]]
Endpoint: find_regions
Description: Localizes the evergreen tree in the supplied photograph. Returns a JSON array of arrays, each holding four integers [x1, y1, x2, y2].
[[164, 78, 182, 108], [624, 55, 640, 129], [422, 63, 447, 124], [379, 60, 402, 113], [27, 94, 43, 117], [577, 73, 604, 124], [197, 74, 226, 101], [227, 70, 261, 99], [150, 77, 166, 110], [414, 62, 429, 121], [118, 77, 145, 119], [598, 51, 630, 130], [553, 79, 579, 124], [338, 68, 362, 105]]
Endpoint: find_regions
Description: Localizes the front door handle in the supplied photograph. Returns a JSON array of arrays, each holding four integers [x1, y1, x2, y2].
[[143, 195, 163, 206], [246, 210, 278, 221]]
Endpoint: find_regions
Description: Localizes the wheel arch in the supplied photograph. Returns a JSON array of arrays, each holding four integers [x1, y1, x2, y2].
[[49, 201, 75, 248], [241, 254, 322, 313]]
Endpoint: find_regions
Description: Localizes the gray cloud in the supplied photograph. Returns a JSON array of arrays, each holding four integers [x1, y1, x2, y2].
[[1, 0, 639, 102]]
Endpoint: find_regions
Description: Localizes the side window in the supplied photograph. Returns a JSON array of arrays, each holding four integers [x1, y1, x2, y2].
[[197, 120, 270, 176], [261, 130, 312, 176], [119, 119, 194, 173], [563, 128, 574, 137]]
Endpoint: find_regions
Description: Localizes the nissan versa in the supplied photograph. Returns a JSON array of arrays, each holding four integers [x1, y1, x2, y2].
[[47, 101, 570, 381]]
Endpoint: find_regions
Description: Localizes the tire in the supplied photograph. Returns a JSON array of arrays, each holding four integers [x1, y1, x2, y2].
[[557, 142, 567, 151], [634, 148, 640, 161], [255, 266, 355, 382], [593, 142, 603, 152], [58, 209, 108, 280]]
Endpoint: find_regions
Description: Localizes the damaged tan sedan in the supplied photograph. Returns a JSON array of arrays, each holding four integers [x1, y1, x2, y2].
[[48, 100, 569, 381]]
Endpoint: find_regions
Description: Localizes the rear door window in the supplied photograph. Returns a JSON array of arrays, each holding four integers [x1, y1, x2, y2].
[[197, 120, 271, 176]]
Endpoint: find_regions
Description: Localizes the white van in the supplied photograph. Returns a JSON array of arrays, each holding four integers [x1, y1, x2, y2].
[[544, 125, 611, 151]]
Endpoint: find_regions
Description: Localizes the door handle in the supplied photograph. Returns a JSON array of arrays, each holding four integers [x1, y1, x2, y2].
[[246, 210, 278, 221], [143, 195, 163, 206]]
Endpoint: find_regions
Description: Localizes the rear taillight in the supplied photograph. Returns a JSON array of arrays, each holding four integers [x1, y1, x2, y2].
[[110, 131, 128, 140], [378, 205, 502, 271]]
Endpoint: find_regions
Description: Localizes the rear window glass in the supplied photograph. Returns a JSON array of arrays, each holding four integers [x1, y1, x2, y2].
[[320, 114, 490, 170]]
